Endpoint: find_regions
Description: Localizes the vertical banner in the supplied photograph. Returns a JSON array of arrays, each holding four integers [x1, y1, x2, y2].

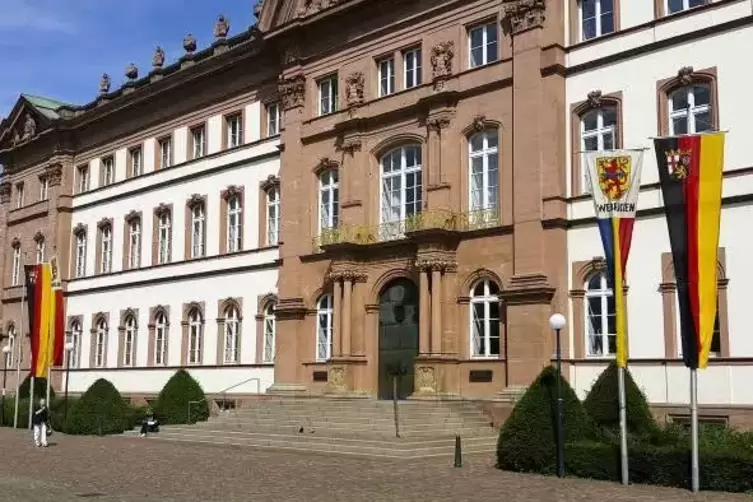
[[49, 257, 65, 367], [26, 263, 54, 378], [583, 149, 644, 367], [653, 132, 725, 369]]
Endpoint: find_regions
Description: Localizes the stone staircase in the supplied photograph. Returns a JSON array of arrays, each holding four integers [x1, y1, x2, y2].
[[142, 398, 499, 459]]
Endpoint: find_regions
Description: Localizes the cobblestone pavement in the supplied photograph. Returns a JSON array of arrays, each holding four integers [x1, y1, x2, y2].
[[0, 428, 750, 502]]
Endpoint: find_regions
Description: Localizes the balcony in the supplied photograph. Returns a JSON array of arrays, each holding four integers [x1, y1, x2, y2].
[[312, 208, 500, 251]]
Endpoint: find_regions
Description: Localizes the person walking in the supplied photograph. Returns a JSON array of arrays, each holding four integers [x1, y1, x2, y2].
[[32, 398, 50, 447]]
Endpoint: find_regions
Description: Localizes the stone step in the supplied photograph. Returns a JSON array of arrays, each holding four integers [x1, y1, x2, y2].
[[171, 422, 495, 438], [210, 414, 491, 426], [236, 401, 486, 411], [226, 407, 485, 417]]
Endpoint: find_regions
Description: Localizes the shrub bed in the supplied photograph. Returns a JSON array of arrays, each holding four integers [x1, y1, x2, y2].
[[65, 379, 131, 435], [154, 369, 209, 425], [18, 374, 56, 401]]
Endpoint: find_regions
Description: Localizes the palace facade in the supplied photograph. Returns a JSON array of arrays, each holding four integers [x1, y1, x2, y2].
[[1, 0, 753, 425]]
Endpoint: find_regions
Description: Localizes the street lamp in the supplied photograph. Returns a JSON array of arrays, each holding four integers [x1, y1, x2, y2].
[[64, 342, 75, 427], [549, 313, 567, 479], [1, 345, 10, 426]]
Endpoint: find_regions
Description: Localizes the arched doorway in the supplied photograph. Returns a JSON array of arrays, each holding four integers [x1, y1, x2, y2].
[[378, 278, 419, 400]]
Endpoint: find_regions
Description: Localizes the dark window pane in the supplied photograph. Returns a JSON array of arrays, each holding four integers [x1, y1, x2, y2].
[[694, 85, 710, 106], [582, 18, 597, 40], [600, 12, 614, 35], [668, 0, 685, 13]]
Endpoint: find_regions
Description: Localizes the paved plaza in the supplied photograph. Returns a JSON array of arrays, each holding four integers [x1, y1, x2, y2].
[[0, 428, 749, 502]]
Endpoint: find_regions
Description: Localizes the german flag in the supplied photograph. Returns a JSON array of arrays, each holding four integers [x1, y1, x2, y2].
[[654, 132, 725, 369], [26, 263, 65, 377]]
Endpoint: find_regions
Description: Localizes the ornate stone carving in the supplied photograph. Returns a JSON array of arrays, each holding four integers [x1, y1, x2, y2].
[[328, 268, 368, 284], [22, 114, 36, 140], [586, 89, 602, 108], [186, 193, 205, 209], [99, 73, 112, 95], [415, 258, 457, 273], [278, 75, 306, 111], [0, 182, 12, 204], [152, 46, 166, 70], [183, 33, 197, 55], [214, 15, 230, 40], [328, 366, 346, 392], [221, 185, 243, 200], [282, 44, 302, 66], [11, 130, 20, 146], [44, 163, 63, 186], [73, 223, 87, 236], [10, 237, 21, 249], [416, 366, 436, 393], [427, 112, 453, 132], [125, 63, 138, 82], [298, 0, 341, 17], [154, 203, 171, 217], [97, 218, 112, 229], [253, 0, 264, 18], [33, 231, 45, 243], [313, 157, 339, 175], [337, 137, 362, 155], [471, 114, 487, 132], [261, 175, 281, 192], [124, 210, 140, 223], [345, 72, 364, 107], [430, 41, 454, 88], [678, 66, 695, 86], [504, 0, 546, 34]]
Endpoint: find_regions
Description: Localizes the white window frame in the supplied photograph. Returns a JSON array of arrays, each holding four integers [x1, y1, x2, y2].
[[470, 280, 501, 358], [263, 304, 276, 364], [585, 272, 616, 357], [580, 108, 617, 195], [159, 137, 172, 169], [318, 75, 339, 116], [39, 176, 49, 200], [77, 165, 89, 193], [11, 246, 21, 286], [130, 147, 143, 177], [469, 129, 499, 216], [102, 157, 114, 186], [316, 294, 334, 362], [468, 23, 498, 69], [128, 219, 141, 269], [69, 322, 82, 369], [668, 85, 712, 136], [95, 319, 107, 368], [224, 306, 240, 364], [379, 145, 423, 240], [226, 114, 243, 149], [190, 203, 206, 258], [579, 0, 615, 41], [227, 195, 242, 253], [35, 240, 45, 264], [318, 169, 339, 234], [192, 126, 206, 159], [267, 102, 281, 136], [158, 212, 172, 265], [403, 47, 422, 89], [4, 328, 15, 369], [75, 232, 87, 277], [154, 312, 168, 366], [666, 0, 707, 15], [123, 315, 137, 367], [16, 184, 24, 208], [188, 309, 203, 365], [378, 57, 395, 97], [266, 187, 280, 246], [100, 225, 112, 274]]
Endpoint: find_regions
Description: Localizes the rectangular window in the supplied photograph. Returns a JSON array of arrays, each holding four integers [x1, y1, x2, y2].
[[469, 23, 498, 68], [75, 233, 87, 277], [102, 156, 115, 186], [77, 165, 89, 193], [158, 213, 172, 265], [36, 240, 45, 264], [130, 147, 143, 177], [581, 0, 614, 40], [15, 183, 24, 208], [378, 57, 395, 97], [318, 75, 339, 116], [99, 226, 112, 274], [155, 322, 167, 366], [191, 125, 206, 159], [158, 137, 172, 169], [266, 187, 280, 246], [227, 196, 243, 253], [403, 48, 422, 89], [226, 114, 243, 149], [39, 176, 49, 201], [266, 102, 281, 136], [667, 0, 706, 15], [11, 247, 21, 286], [128, 220, 141, 269], [190, 204, 206, 258]]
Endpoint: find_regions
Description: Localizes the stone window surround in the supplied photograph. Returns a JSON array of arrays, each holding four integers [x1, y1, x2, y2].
[[147, 305, 171, 366], [464, 17, 501, 70], [219, 185, 245, 255], [118, 308, 140, 368], [216, 297, 243, 365], [653, 0, 710, 19], [181, 301, 206, 366], [222, 110, 245, 150], [262, 100, 282, 138], [33, 231, 45, 264], [313, 158, 340, 237], [155, 134, 174, 171], [95, 218, 114, 275], [70, 223, 88, 278], [14, 181, 24, 208], [38, 173, 49, 200], [127, 144, 144, 178], [9, 237, 21, 287], [259, 175, 281, 248], [99, 154, 115, 187], [460, 120, 504, 219], [569, 90, 624, 196], [456, 269, 506, 361], [656, 66, 718, 137], [89, 312, 110, 368], [152, 203, 174, 265], [76, 164, 90, 193], [2, 322, 17, 368], [187, 119, 209, 161], [372, 43, 424, 96], [122, 210, 143, 270], [568, 0, 622, 45], [255, 293, 278, 364], [315, 73, 339, 117], [660, 248, 730, 358], [65, 315, 84, 368], [184, 194, 208, 260]]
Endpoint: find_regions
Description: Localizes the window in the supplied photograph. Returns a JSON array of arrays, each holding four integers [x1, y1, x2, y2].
[[318, 75, 339, 116], [130, 147, 143, 177], [99, 225, 112, 274], [77, 165, 89, 193], [102, 156, 115, 186], [158, 137, 172, 169], [187, 309, 203, 364], [469, 23, 498, 68], [266, 186, 280, 246], [316, 294, 334, 362], [226, 114, 243, 149], [35, 239, 45, 264], [227, 195, 243, 253], [380, 145, 422, 240], [154, 312, 168, 366], [128, 218, 141, 269], [404, 48, 422, 89], [123, 315, 137, 367], [263, 304, 275, 363], [11, 245, 21, 286], [157, 212, 172, 264], [267, 102, 281, 136], [675, 297, 722, 357], [74, 231, 87, 277], [668, 85, 712, 135], [318, 169, 339, 233], [469, 129, 499, 224], [190, 202, 206, 258], [191, 126, 206, 159], [470, 280, 501, 358], [378, 57, 395, 97], [580, 107, 617, 194], [94, 319, 107, 368], [580, 0, 614, 40], [667, 0, 706, 15], [4, 326, 15, 369], [15, 183, 24, 208], [69, 322, 82, 368], [224, 306, 240, 364], [585, 272, 616, 357], [39, 176, 49, 200]]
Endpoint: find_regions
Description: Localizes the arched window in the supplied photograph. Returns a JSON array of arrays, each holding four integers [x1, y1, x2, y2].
[[157, 211, 172, 264], [11, 243, 21, 286], [580, 107, 616, 194], [35, 238, 45, 264], [154, 311, 168, 366], [4, 325, 15, 369], [74, 230, 87, 277], [190, 202, 206, 258], [227, 195, 243, 253], [69, 321, 82, 369], [316, 294, 334, 362], [128, 218, 141, 269], [318, 169, 339, 233], [263, 303, 276, 364], [99, 224, 112, 274], [123, 315, 137, 367], [266, 186, 280, 246], [380, 145, 422, 240], [470, 279, 501, 358], [188, 309, 203, 364], [585, 272, 616, 357], [224, 306, 240, 364], [668, 84, 712, 135], [95, 318, 108, 368], [469, 129, 499, 227]]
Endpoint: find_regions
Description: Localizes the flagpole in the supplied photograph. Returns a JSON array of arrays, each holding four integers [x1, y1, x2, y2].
[[28, 376, 34, 429], [617, 366, 629, 485], [690, 368, 699, 492], [13, 260, 28, 429]]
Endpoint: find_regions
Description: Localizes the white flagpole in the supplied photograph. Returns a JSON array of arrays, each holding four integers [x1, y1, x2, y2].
[[13, 263, 27, 429], [690, 368, 700, 492], [617, 366, 629, 485]]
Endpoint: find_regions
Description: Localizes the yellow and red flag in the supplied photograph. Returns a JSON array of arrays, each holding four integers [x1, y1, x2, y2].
[[26, 263, 65, 377], [654, 131, 725, 369]]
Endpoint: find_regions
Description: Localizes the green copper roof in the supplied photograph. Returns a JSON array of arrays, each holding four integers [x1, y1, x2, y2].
[[21, 94, 70, 120]]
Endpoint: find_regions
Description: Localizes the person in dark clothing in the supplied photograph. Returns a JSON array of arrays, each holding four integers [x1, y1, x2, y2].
[[32, 398, 50, 447]]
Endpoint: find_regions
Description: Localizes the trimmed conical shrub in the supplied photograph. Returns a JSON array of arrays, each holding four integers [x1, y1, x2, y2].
[[65, 379, 130, 435], [583, 361, 657, 436], [497, 366, 595, 473], [154, 369, 209, 425], [18, 374, 56, 401]]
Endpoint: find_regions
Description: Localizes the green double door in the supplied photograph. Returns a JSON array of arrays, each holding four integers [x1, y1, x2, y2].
[[377, 278, 419, 400]]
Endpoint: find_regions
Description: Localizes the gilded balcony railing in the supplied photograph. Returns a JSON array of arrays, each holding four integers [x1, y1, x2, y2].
[[311, 208, 500, 250]]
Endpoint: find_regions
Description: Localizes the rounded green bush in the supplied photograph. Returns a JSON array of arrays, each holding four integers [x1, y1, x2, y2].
[[1, 397, 30, 428], [154, 369, 209, 425], [583, 362, 657, 436], [497, 365, 595, 473], [18, 374, 56, 401], [65, 379, 130, 435]]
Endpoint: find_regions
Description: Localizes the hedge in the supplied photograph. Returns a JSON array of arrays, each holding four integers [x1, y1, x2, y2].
[[18, 374, 56, 401], [154, 369, 209, 425], [65, 379, 131, 435]]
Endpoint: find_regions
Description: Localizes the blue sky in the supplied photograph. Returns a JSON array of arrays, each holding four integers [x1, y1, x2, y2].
[[0, 0, 259, 118]]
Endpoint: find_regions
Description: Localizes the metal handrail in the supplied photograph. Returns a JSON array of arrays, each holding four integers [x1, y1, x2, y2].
[[187, 377, 261, 423]]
